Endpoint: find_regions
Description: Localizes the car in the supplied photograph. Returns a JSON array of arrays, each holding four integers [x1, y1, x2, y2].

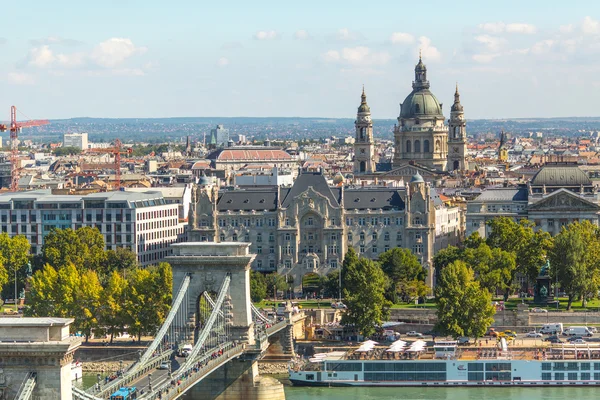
[[544, 335, 564, 343], [406, 331, 423, 337], [530, 307, 548, 313], [3, 308, 17, 315], [567, 336, 584, 342], [331, 302, 347, 310], [158, 362, 170, 370], [457, 336, 470, 345], [571, 338, 587, 344], [526, 331, 543, 338], [486, 328, 498, 337], [503, 330, 517, 338]]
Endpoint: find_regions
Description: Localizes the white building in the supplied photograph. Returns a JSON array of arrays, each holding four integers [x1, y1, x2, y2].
[[233, 167, 294, 187], [0, 189, 187, 266], [63, 133, 88, 150]]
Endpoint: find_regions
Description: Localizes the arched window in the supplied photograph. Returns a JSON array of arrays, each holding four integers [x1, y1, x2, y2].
[[414, 140, 421, 153], [360, 127, 366, 140], [424, 140, 430, 153], [406, 140, 411, 153]]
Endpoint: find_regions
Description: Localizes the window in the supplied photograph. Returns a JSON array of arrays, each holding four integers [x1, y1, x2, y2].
[[568, 373, 578, 381], [269, 259, 275, 269], [285, 233, 291, 241], [244, 218, 250, 227], [257, 233, 262, 242], [371, 217, 378, 225], [231, 219, 238, 227], [554, 373, 564, 381], [413, 244, 423, 253], [396, 217, 403, 225], [548, 220, 554, 227], [541, 373, 552, 381], [268, 218, 276, 227], [384, 232, 390, 241], [256, 218, 264, 227], [219, 219, 226, 227], [257, 260, 263, 269], [359, 232, 365, 241], [358, 217, 365, 226], [269, 246, 275, 254], [257, 246, 262, 254], [416, 233, 422, 240], [383, 217, 390, 226], [384, 245, 390, 252], [359, 245, 365, 253], [308, 233, 314, 240], [581, 372, 591, 380], [347, 232, 353, 241], [306, 217, 314, 226], [346, 217, 353, 225], [330, 218, 336, 226], [232, 234, 238, 241], [372, 246, 377, 254], [330, 259, 338, 269], [414, 217, 422, 225], [269, 233, 275, 242], [372, 232, 377, 240], [285, 218, 290, 226], [284, 260, 292, 268], [397, 232, 402, 241]]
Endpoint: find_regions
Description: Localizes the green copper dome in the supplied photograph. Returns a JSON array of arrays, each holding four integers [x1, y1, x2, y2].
[[400, 89, 443, 119]]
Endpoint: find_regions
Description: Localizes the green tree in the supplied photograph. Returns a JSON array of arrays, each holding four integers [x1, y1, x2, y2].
[[321, 271, 340, 299], [379, 247, 426, 303], [435, 260, 495, 339], [101, 271, 129, 343], [341, 247, 359, 286], [486, 217, 552, 289], [464, 232, 485, 249], [433, 245, 462, 283], [76, 227, 107, 271], [74, 270, 103, 342], [342, 258, 391, 337], [464, 243, 516, 299], [103, 247, 138, 276], [25, 264, 60, 317], [549, 221, 600, 309], [0, 233, 30, 299], [250, 271, 267, 302], [41, 228, 85, 269], [53, 146, 82, 156], [265, 273, 287, 299]]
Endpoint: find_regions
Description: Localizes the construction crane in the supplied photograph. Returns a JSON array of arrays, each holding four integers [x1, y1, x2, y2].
[[0, 106, 49, 191], [85, 139, 132, 190]]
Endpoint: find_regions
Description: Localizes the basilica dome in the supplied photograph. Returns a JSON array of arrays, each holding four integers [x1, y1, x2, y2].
[[400, 89, 443, 119]]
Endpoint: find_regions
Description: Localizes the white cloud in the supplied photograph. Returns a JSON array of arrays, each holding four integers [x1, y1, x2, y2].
[[217, 57, 229, 67], [336, 28, 361, 41], [7, 72, 34, 85], [390, 32, 414, 44], [90, 38, 146, 68], [30, 36, 83, 46], [475, 35, 506, 52], [531, 40, 555, 55], [28, 45, 56, 67], [560, 24, 574, 33], [56, 52, 86, 68], [294, 30, 310, 40], [253, 30, 278, 40], [479, 22, 536, 34], [479, 22, 506, 34], [418, 36, 441, 62], [506, 23, 536, 34], [323, 46, 390, 66], [582, 16, 600, 35], [472, 53, 500, 63]]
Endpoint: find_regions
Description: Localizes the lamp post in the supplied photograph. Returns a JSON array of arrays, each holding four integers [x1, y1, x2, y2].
[[14, 266, 17, 312]]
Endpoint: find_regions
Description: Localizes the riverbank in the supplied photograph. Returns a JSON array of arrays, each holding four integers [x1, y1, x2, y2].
[[82, 360, 134, 372], [259, 362, 289, 375]]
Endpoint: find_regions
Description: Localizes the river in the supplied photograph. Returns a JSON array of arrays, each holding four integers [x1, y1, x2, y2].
[[284, 386, 598, 400]]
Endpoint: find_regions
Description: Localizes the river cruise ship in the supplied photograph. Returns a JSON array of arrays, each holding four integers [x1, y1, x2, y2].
[[289, 339, 600, 386]]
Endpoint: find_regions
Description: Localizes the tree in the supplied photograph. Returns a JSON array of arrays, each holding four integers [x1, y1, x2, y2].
[[321, 271, 340, 299], [76, 227, 107, 272], [464, 243, 516, 299], [25, 264, 60, 317], [101, 271, 129, 343], [341, 247, 359, 286], [53, 146, 82, 157], [379, 247, 426, 303], [73, 270, 103, 342], [103, 247, 138, 276], [549, 221, 600, 309], [342, 258, 391, 337], [435, 260, 495, 339], [265, 273, 287, 299], [250, 271, 267, 302], [486, 217, 552, 289], [41, 228, 85, 269], [0, 233, 30, 299], [433, 245, 462, 284]]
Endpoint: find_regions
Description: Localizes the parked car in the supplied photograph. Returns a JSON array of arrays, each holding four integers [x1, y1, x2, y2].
[[457, 336, 470, 345], [567, 336, 584, 342], [572, 338, 587, 344], [158, 362, 170, 370], [544, 335, 563, 343], [406, 331, 423, 337], [526, 331, 543, 338], [530, 307, 548, 313], [486, 328, 498, 337], [503, 330, 517, 338], [3, 309, 17, 315], [331, 302, 347, 310]]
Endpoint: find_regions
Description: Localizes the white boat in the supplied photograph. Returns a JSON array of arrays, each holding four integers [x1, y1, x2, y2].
[[71, 361, 83, 381], [289, 340, 600, 386]]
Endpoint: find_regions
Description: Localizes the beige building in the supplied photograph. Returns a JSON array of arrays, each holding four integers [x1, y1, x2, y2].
[[188, 171, 463, 290]]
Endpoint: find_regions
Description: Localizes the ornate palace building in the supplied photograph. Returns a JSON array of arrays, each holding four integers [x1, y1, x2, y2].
[[188, 171, 463, 291], [467, 163, 600, 238], [354, 56, 468, 182]]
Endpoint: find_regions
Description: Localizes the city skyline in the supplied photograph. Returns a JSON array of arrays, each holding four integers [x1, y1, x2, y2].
[[2, 1, 600, 120]]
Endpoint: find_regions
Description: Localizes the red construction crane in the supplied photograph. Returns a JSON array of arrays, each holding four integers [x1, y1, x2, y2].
[[86, 139, 132, 190], [0, 106, 49, 191]]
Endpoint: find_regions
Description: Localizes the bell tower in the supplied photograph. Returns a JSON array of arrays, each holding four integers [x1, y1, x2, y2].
[[354, 86, 375, 174], [447, 83, 468, 171]]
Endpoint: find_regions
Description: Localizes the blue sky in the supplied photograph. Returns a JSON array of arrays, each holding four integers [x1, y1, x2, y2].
[[1, 0, 600, 119]]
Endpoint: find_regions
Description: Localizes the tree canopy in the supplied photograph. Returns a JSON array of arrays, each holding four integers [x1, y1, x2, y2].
[[435, 260, 495, 338], [379, 247, 427, 303]]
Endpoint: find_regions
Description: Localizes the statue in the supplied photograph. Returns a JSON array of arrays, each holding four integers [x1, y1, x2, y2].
[[539, 260, 550, 276], [535, 260, 552, 304], [26, 261, 32, 277]]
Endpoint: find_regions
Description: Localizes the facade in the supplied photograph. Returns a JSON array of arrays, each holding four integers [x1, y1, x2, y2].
[[234, 166, 295, 187], [63, 133, 88, 150], [209, 124, 230, 148], [189, 171, 463, 290], [467, 163, 600, 238], [353, 87, 375, 175], [0, 189, 187, 266]]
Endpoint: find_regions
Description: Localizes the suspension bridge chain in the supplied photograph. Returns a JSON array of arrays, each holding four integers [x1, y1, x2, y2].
[[87, 274, 191, 397], [72, 387, 102, 400], [177, 274, 231, 374], [14, 372, 36, 400]]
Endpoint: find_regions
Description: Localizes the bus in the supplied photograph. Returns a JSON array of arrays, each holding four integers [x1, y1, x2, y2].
[[110, 387, 137, 400]]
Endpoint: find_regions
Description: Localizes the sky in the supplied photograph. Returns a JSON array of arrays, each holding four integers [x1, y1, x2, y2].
[[1, 0, 600, 120]]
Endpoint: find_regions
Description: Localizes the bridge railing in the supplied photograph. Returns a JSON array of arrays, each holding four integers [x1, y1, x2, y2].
[[141, 342, 244, 400], [89, 350, 173, 398], [14, 372, 36, 400], [72, 387, 102, 400]]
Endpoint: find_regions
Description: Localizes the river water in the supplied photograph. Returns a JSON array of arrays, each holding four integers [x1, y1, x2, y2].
[[284, 386, 598, 400]]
